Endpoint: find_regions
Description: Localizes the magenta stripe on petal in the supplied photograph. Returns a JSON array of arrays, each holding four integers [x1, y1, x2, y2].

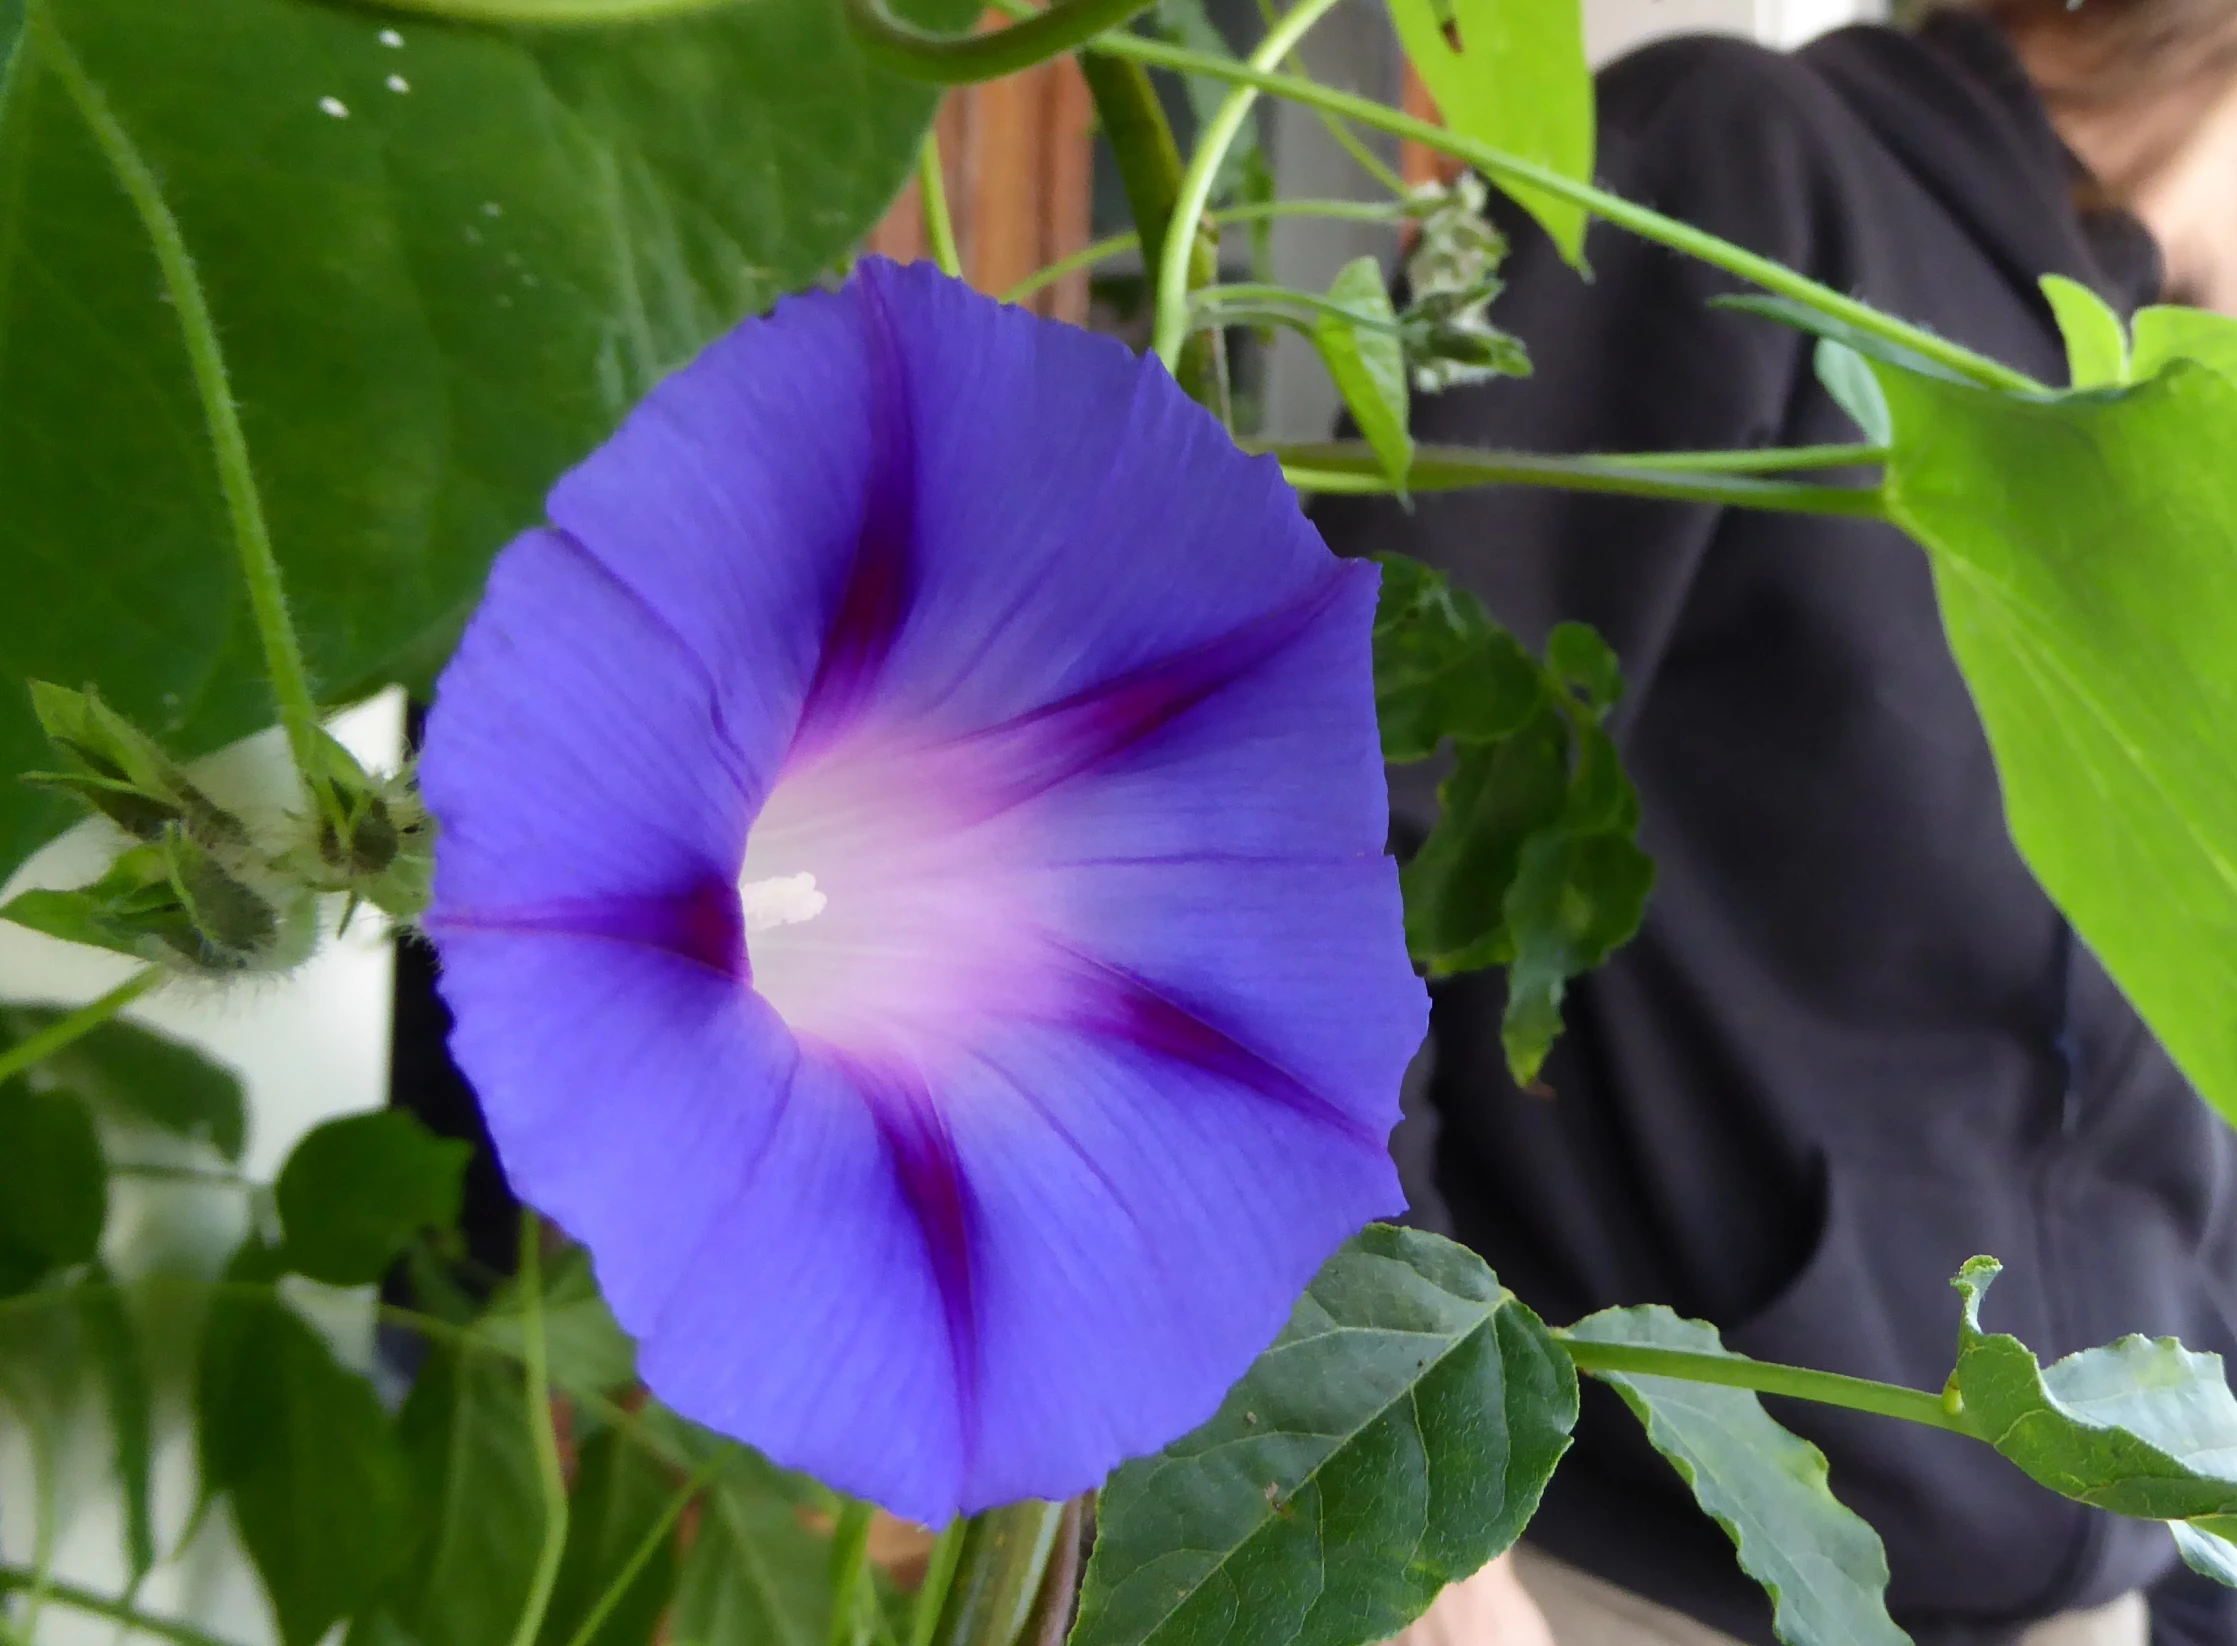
[[1043, 945, 1383, 1148], [791, 273, 921, 755], [433, 882, 745, 980], [423, 259, 1427, 1521], [850, 1055, 986, 1459]]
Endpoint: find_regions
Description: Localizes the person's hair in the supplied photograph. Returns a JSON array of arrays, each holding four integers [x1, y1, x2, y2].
[[1929, 0, 2237, 195]]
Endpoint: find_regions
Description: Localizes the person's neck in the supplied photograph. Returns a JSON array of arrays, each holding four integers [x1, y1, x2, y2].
[[2129, 81, 2237, 312], [2003, 20, 2237, 312]]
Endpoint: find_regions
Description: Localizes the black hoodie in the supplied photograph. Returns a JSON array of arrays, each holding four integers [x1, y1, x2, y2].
[[1312, 16, 2237, 1646]]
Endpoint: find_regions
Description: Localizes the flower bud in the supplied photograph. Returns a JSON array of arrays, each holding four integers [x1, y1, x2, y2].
[[0, 826, 315, 977], [24, 682, 247, 850], [290, 728, 433, 919]]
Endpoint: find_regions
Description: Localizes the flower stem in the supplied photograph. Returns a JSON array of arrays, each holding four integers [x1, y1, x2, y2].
[[507, 1214, 571, 1646], [1104, 33, 2044, 395], [920, 1502, 1068, 1646], [0, 1567, 241, 1646], [556, 1453, 722, 1646], [918, 133, 963, 280], [911, 1522, 969, 1646], [38, 15, 341, 829], [1012, 1497, 1085, 1646], [826, 1501, 878, 1646], [1150, 0, 1349, 371], [1555, 1333, 1977, 1437], [1270, 441, 1889, 518], [844, 0, 1160, 84], [0, 968, 160, 1088]]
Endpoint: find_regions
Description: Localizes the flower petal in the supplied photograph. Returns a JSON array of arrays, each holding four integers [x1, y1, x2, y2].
[[630, 858, 1414, 1520], [422, 528, 748, 962], [432, 929, 797, 1340], [544, 284, 881, 797], [846, 259, 1341, 736], [545, 259, 1341, 767], [424, 263, 1431, 1523], [1009, 557, 1393, 864]]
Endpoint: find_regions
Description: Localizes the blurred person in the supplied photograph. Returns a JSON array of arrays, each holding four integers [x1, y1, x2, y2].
[[1316, 3, 2237, 1644]]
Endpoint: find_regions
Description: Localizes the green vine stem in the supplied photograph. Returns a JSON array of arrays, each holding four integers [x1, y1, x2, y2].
[[1195, 281, 1404, 332], [107, 1161, 253, 1188], [38, 14, 343, 832], [1001, 199, 1407, 305], [843, 0, 1160, 85], [507, 1215, 571, 1646], [1556, 1333, 1978, 1438], [0, 1567, 238, 1646], [1099, 32, 2044, 395], [1150, 0, 1348, 373], [918, 132, 964, 280], [1270, 440, 1889, 517], [364, 0, 727, 20], [0, 968, 161, 1088], [1077, 54, 1191, 283], [1073, 50, 1228, 409], [1589, 442, 1890, 474]]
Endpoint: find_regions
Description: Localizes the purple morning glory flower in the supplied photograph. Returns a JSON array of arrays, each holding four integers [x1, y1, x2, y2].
[[419, 259, 1427, 1523]]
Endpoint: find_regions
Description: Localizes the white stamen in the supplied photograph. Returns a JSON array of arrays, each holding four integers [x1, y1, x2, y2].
[[740, 871, 827, 934]]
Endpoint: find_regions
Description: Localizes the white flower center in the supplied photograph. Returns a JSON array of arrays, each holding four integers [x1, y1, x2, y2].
[[739, 870, 828, 934]]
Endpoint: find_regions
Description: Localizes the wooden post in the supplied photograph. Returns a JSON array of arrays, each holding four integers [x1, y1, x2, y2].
[[1399, 63, 1460, 194], [864, 61, 1097, 321]]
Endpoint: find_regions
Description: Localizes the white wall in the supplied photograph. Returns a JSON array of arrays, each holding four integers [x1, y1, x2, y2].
[[0, 692, 404, 1646], [1589, 0, 1884, 59]]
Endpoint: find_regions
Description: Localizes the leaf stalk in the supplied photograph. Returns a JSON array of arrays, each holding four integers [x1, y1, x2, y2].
[[1272, 441, 1889, 517], [1556, 1333, 1979, 1437]]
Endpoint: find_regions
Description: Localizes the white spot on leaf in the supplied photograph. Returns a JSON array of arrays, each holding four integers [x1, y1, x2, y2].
[[318, 96, 348, 118]]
